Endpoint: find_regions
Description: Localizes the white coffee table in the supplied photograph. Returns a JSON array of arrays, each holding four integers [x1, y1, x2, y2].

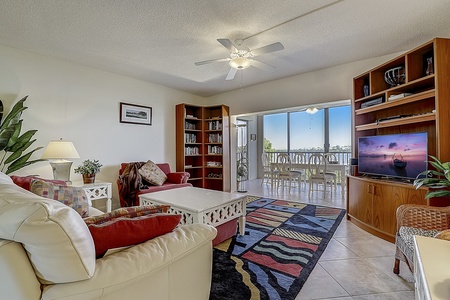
[[139, 187, 246, 235]]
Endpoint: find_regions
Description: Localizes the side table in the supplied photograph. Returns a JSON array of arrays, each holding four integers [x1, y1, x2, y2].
[[71, 181, 112, 212], [413, 235, 450, 300]]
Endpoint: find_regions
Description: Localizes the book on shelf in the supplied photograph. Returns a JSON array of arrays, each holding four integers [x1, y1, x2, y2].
[[208, 120, 222, 130], [207, 145, 222, 154], [184, 133, 197, 143], [208, 133, 223, 143], [388, 93, 413, 101]]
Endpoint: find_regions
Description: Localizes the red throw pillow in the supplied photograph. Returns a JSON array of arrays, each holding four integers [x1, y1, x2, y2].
[[10, 175, 67, 191], [87, 214, 181, 258], [84, 206, 180, 258]]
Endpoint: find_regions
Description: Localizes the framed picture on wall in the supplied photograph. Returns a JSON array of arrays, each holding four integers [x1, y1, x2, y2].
[[119, 102, 152, 125]]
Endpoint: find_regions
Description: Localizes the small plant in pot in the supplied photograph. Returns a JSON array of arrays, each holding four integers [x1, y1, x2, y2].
[[413, 155, 450, 199], [74, 159, 102, 184]]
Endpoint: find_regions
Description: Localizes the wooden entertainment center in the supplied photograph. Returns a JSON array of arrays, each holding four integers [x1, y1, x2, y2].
[[347, 38, 450, 242]]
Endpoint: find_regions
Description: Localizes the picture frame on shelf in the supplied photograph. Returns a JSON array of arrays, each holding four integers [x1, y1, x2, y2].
[[120, 102, 152, 125]]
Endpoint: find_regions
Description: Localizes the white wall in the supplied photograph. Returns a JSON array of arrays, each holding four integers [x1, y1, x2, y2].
[[0, 43, 402, 205], [0, 45, 205, 210]]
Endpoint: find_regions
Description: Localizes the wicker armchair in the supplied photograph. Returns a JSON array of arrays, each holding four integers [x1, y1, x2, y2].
[[393, 204, 450, 274]]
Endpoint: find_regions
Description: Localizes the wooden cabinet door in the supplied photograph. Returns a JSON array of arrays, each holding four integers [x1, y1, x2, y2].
[[347, 177, 373, 225], [372, 182, 394, 235], [372, 182, 428, 236]]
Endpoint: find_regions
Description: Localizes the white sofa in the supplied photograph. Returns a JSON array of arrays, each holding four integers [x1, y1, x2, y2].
[[0, 173, 217, 300]]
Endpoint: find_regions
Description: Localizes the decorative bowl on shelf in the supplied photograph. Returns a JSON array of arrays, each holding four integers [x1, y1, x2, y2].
[[384, 66, 405, 87]]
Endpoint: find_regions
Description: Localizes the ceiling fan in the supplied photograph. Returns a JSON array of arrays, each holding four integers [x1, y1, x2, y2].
[[194, 38, 284, 80]]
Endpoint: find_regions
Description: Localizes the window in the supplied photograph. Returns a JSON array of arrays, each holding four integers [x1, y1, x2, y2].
[[263, 105, 351, 159], [263, 113, 287, 152], [329, 106, 351, 153], [290, 110, 324, 152]]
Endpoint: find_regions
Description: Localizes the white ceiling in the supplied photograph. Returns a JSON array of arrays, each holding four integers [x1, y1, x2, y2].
[[1, 0, 450, 97]]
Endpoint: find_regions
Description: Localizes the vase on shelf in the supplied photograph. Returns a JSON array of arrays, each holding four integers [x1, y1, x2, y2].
[[363, 84, 369, 97], [82, 174, 95, 184], [426, 57, 434, 75]]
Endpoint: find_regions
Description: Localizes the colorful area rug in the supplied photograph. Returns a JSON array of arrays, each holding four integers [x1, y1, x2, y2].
[[209, 196, 346, 300]]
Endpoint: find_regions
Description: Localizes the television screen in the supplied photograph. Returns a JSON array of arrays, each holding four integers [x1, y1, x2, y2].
[[358, 132, 428, 179]]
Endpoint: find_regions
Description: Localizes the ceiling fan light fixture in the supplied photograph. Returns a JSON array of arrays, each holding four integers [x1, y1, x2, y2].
[[306, 107, 319, 114], [229, 57, 252, 70]]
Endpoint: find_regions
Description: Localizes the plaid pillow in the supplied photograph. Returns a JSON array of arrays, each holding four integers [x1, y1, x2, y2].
[[30, 179, 89, 217]]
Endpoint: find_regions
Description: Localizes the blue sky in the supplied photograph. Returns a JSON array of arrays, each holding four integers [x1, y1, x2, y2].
[[264, 106, 351, 150]]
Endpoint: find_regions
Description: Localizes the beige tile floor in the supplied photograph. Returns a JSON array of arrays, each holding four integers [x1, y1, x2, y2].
[[241, 179, 415, 300]]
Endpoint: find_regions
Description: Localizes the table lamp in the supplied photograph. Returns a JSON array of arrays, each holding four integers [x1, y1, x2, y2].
[[41, 139, 80, 184]]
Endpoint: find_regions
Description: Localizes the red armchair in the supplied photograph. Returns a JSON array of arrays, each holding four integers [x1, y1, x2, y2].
[[117, 162, 192, 207]]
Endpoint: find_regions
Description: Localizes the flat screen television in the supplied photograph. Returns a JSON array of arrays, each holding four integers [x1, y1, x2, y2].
[[358, 132, 428, 179]]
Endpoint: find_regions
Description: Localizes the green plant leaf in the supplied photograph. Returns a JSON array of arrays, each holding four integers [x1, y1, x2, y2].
[[5, 120, 22, 149], [0, 100, 3, 125], [0, 125, 15, 151], [0, 96, 43, 174], [425, 190, 450, 199], [4, 139, 37, 164], [6, 158, 42, 174], [5, 147, 43, 174], [7, 129, 37, 153], [0, 95, 27, 130]]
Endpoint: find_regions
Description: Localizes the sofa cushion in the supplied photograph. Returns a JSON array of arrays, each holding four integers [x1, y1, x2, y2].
[[139, 160, 167, 186], [167, 172, 189, 184], [0, 172, 96, 284], [30, 179, 90, 218], [396, 226, 439, 265], [10, 175, 67, 191], [86, 213, 182, 257], [84, 206, 174, 257]]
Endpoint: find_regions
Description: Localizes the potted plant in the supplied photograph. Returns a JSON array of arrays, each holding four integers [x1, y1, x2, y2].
[[237, 159, 248, 193], [74, 159, 102, 184], [0, 96, 43, 174], [413, 155, 450, 199]]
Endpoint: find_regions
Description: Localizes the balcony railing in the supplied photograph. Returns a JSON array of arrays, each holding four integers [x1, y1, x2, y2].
[[264, 151, 351, 165], [264, 151, 352, 182]]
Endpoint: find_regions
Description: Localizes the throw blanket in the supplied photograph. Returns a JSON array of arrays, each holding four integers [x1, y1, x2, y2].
[[118, 162, 147, 207]]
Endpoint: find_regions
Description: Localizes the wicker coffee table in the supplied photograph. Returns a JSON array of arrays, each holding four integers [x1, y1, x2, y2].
[[139, 186, 246, 235]]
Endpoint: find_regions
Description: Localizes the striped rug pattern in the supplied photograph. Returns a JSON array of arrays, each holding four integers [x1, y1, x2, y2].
[[210, 197, 345, 300]]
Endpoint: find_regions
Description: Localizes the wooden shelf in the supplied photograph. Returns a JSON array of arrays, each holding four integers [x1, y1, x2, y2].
[[355, 89, 435, 115], [176, 103, 230, 192], [355, 112, 436, 131]]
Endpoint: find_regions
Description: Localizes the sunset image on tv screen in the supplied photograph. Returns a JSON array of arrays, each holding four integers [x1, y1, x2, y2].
[[358, 132, 428, 179]]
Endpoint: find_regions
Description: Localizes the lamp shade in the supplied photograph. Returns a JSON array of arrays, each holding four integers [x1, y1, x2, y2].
[[229, 57, 252, 70], [41, 140, 80, 160]]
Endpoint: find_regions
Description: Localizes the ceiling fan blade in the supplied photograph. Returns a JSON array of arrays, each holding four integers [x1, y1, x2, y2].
[[225, 68, 237, 81], [251, 42, 284, 56], [217, 39, 238, 53], [194, 58, 229, 66], [251, 60, 275, 72]]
